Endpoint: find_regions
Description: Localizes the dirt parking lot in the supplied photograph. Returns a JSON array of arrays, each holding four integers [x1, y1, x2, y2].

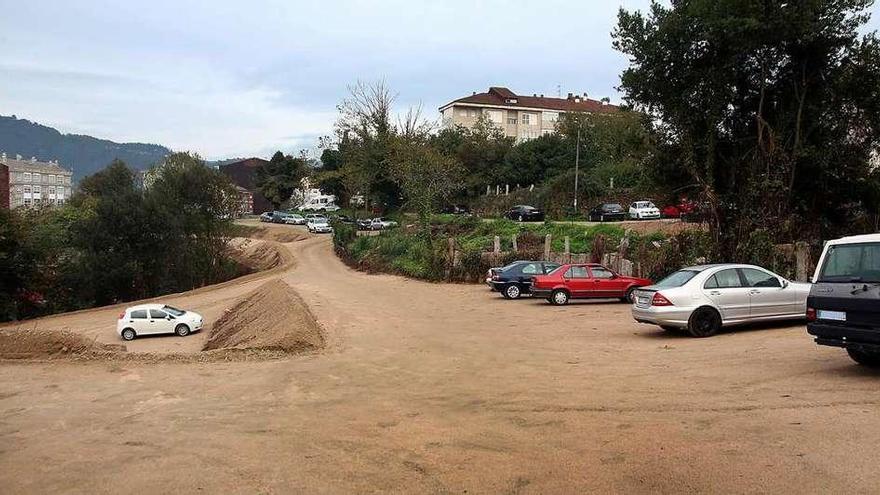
[[1, 223, 879, 493]]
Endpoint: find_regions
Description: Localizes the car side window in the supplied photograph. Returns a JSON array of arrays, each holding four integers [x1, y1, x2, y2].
[[590, 267, 614, 279], [713, 269, 743, 288], [150, 309, 168, 319], [704, 275, 719, 289], [131, 310, 148, 319], [521, 263, 540, 275], [565, 266, 589, 278], [740, 268, 781, 288], [543, 263, 560, 273]]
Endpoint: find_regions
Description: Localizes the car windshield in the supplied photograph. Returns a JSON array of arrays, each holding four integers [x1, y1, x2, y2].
[[162, 305, 185, 317], [606, 204, 622, 209], [818, 242, 880, 283], [637, 202, 656, 209], [654, 269, 699, 288]]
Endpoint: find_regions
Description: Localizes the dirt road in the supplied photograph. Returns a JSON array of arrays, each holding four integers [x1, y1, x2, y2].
[[2, 224, 880, 493]]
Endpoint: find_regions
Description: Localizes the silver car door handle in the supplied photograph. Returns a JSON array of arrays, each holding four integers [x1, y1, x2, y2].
[[709, 291, 721, 295], [750, 289, 761, 294]]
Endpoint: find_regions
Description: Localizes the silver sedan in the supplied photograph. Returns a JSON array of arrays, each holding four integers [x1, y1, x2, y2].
[[631, 264, 810, 337]]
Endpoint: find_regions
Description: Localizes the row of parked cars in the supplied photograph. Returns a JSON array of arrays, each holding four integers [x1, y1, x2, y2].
[[486, 233, 880, 366], [259, 211, 399, 232], [503, 200, 705, 223]]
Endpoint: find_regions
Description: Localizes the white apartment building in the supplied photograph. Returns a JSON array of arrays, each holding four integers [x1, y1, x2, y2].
[[439, 86, 618, 141], [1, 152, 74, 208]]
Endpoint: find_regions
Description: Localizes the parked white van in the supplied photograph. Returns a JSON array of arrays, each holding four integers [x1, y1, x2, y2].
[[300, 194, 340, 212]]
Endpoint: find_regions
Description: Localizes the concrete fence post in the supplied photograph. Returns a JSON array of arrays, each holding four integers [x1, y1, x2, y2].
[[505, 184, 509, 196], [795, 241, 812, 281], [493, 236, 501, 254], [544, 234, 552, 261], [512, 235, 518, 253]]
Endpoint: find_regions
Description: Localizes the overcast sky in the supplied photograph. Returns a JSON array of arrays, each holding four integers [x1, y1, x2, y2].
[[1, 1, 878, 160]]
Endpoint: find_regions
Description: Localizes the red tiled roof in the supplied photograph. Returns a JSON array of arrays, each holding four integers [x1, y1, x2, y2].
[[441, 87, 618, 114]]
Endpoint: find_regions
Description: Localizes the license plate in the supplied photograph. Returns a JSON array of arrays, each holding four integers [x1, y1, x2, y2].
[[637, 294, 650, 305], [818, 310, 846, 322]]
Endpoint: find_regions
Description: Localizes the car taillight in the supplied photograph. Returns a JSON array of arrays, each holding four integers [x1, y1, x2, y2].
[[806, 307, 817, 322], [118, 312, 126, 320], [651, 292, 673, 306], [492, 274, 500, 280]]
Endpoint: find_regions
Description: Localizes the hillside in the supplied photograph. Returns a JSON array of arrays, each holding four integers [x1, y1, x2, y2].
[[0, 115, 171, 179]]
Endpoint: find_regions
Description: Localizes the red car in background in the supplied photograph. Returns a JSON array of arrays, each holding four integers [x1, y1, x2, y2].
[[661, 199, 697, 218], [531, 264, 653, 305]]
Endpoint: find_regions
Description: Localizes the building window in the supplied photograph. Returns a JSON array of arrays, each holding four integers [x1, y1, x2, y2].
[[33, 173, 41, 183], [521, 114, 531, 125], [24, 198, 31, 207], [542, 129, 554, 136], [543, 112, 559, 123], [33, 185, 41, 194], [507, 117, 517, 125], [56, 175, 63, 184], [23, 172, 31, 182], [48, 186, 55, 195], [48, 175, 55, 183]]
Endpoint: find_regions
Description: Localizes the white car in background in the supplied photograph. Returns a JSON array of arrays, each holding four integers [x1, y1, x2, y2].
[[307, 218, 333, 233], [370, 217, 398, 230], [282, 213, 306, 225], [631, 264, 810, 337], [117, 304, 203, 341], [629, 201, 661, 220]]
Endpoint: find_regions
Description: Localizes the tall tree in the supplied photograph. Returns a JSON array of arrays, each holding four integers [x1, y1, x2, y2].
[[614, 0, 880, 253], [254, 151, 309, 209], [388, 137, 464, 236]]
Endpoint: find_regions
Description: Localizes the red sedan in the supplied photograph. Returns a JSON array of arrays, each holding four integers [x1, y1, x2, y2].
[[531, 264, 653, 305]]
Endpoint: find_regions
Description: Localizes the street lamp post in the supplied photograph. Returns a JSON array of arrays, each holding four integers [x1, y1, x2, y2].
[[573, 126, 580, 213]]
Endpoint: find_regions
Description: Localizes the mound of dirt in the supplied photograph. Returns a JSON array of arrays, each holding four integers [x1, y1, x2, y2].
[[0, 328, 126, 360], [202, 279, 324, 354], [227, 238, 288, 272], [238, 225, 308, 243]]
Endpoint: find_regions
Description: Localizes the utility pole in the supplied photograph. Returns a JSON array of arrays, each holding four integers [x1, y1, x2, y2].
[[574, 126, 580, 213]]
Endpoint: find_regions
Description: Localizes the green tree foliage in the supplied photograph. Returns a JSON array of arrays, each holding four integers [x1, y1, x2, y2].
[[431, 117, 515, 195], [388, 137, 465, 235], [613, 0, 880, 252], [254, 151, 309, 209], [1, 155, 245, 322]]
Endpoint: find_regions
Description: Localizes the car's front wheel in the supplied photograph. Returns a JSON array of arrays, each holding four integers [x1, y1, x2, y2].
[[550, 290, 570, 306], [847, 348, 880, 367], [687, 307, 721, 337], [503, 284, 522, 300], [175, 324, 191, 337], [121, 328, 136, 341]]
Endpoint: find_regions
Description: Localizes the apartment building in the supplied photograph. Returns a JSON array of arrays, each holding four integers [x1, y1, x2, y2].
[[1, 153, 74, 208], [440, 86, 618, 141]]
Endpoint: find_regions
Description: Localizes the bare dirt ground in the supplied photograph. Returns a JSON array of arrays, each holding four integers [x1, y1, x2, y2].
[[2, 221, 880, 493]]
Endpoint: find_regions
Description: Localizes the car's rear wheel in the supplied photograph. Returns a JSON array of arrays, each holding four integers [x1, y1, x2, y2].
[[621, 287, 636, 303], [687, 307, 721, 337], [846, 348, 880, 367], [550, 290, 569, 306], [121, 328, 136, 341], [503, 284, 522, 300], [175, 324, 191, 337]]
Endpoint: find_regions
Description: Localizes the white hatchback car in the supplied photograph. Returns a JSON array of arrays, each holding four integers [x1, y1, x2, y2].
[[282, 214, 306, 225], [631, 264, 810, 337], [117, 304, 204, 341], [629, 201, 661, 220]]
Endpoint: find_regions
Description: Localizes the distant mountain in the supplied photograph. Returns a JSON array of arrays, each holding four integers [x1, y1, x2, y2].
[[0, 115, 172, 180]]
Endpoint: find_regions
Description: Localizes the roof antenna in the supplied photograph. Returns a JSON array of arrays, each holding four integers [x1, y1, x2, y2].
[[556, 83, 562, 98]]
